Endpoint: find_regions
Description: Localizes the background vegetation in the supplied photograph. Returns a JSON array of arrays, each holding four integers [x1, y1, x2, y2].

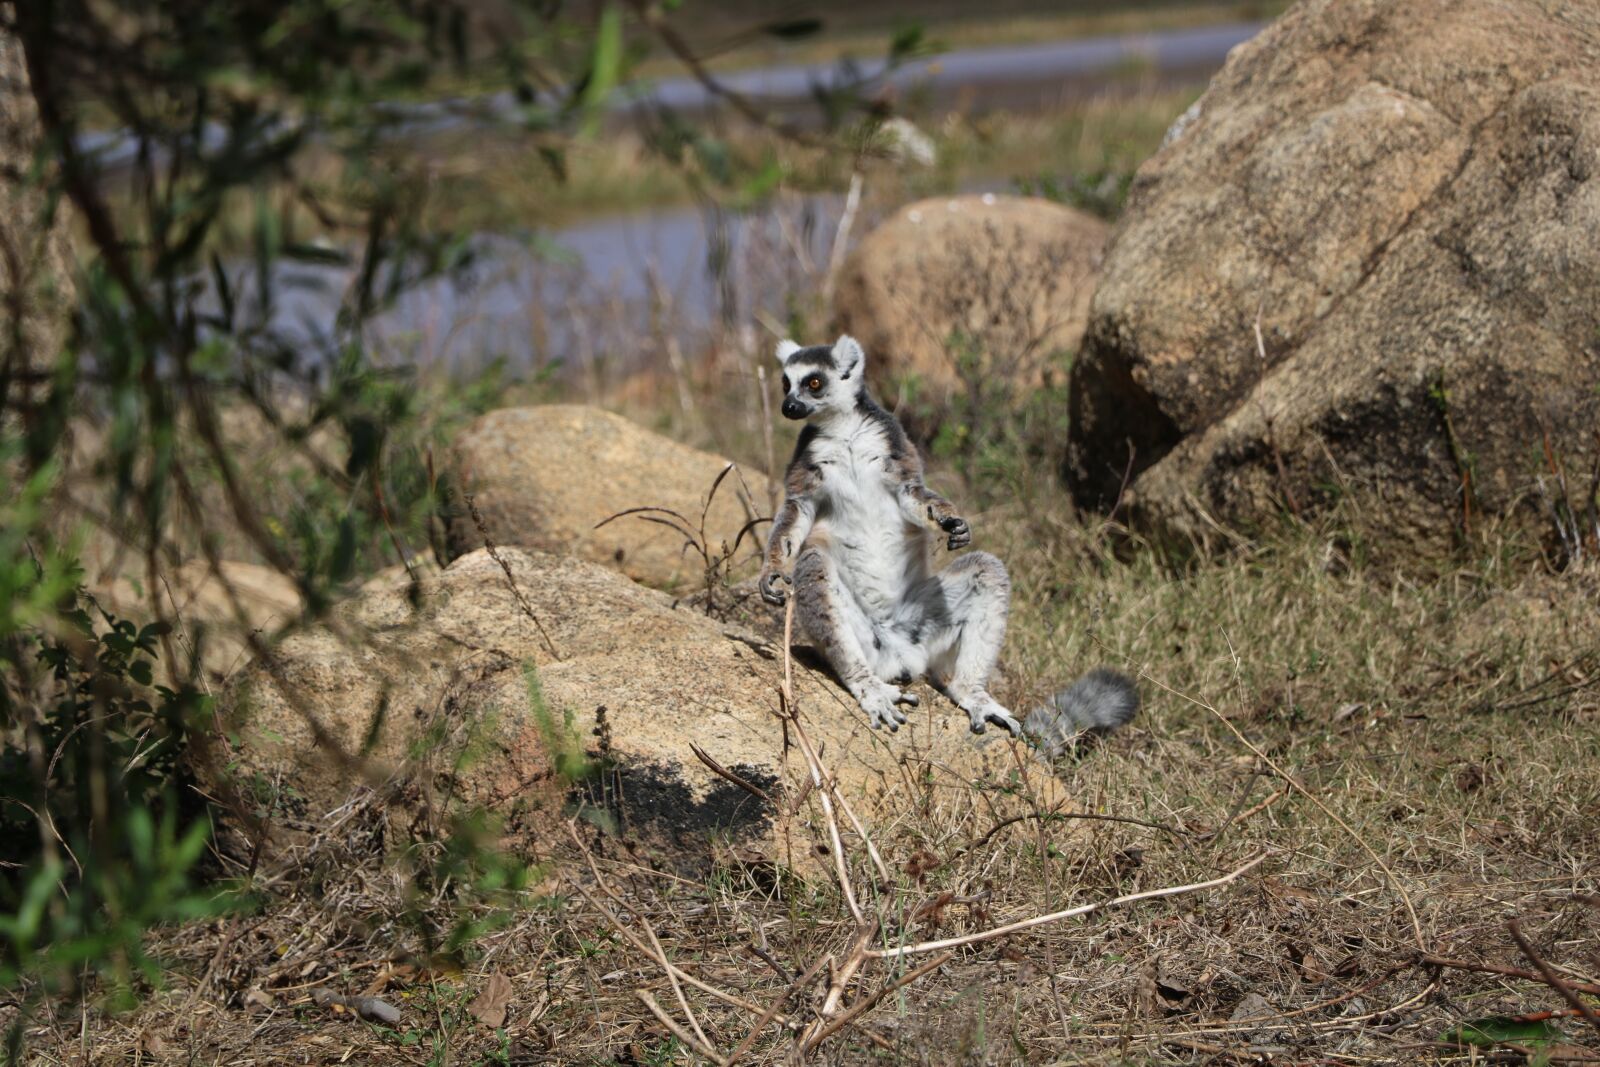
[[1, 0, 1594, 1064]]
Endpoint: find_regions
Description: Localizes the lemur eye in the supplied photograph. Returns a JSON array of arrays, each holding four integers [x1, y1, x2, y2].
[[781, 375, 790, 392], [806, 376, 823, 393]]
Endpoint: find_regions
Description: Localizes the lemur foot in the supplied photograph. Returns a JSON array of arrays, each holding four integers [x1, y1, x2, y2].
[[966, 698, 1023, 737], [858, 682, 916, 731]]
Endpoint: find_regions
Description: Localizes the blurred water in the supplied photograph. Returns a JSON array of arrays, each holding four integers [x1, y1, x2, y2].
[[237, 196, 846, 378], [366, 198, 844, 373], [195, 21, 1265, 379]]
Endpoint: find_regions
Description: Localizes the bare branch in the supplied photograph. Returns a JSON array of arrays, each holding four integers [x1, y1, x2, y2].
[[866, 851, 1271, 959]]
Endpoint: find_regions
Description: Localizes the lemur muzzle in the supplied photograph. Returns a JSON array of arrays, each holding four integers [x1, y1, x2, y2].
[[781, 397, 808, 420]]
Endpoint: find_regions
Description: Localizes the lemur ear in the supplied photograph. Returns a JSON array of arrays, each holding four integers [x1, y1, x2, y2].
[[775, 339, 801, 365], [833, 334, 864, 379]]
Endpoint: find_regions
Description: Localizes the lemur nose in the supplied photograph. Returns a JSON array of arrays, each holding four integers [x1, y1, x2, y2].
[[781, 397, 807, 420]]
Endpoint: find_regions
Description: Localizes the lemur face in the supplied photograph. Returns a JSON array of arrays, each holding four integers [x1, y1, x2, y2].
[[774, 335, 865, 421]]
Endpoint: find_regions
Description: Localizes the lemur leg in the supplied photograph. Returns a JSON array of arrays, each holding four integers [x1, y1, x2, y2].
[[925, 552, 1021, 736], [794, 544, 917, 731]]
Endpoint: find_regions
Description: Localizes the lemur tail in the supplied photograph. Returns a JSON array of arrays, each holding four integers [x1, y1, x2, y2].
[[1021, 668, 1139, 760]]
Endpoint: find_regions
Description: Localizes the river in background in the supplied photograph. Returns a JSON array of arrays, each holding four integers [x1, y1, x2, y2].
[[210, 21, 1264, 381]]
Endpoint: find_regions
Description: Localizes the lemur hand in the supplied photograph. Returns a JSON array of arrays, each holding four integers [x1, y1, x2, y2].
[[759, 569, 790, 606], [938, 515, 971, 550]]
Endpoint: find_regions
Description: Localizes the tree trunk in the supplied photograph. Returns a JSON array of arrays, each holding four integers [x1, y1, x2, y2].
[[1, 4, 75, 421]]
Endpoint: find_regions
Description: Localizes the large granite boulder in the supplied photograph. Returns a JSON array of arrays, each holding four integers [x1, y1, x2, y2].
[[1067, 0, 1600, 550], [213, 548, 1056, 857], [96, 560, 301, 682]]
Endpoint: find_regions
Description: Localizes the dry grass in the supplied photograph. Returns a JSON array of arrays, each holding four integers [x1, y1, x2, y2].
[[153, 86, 1196, 255], [20, 199, 1600, 1060], [15, 480, 1598, 1065]]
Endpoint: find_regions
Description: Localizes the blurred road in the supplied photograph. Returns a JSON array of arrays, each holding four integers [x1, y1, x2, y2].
[[80, 22, 1263, 167]]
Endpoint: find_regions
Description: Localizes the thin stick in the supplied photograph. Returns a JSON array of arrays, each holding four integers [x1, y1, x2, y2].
[[1253, 311, 1301, 520], [806, 950, 954, 1050], [805, 921, 879, 1047], [821, 170, 864, 307], [646, 907, 713, 1052], [566, 833, 766, 1019], [831, 789, 891, 886], [1202, 787, 1287, 842], [778, 599, 863, 923], [1143, 673, 1427, 952], [567, 822, 712, 1049], [568, 878, 772, 1016], [1096, 979, 1439, 1043], [466, 493, 560, 660], [781, 596, 795, 708], [956, 805, 1189, 856], [867, 852, 1270, 959], [630, 0, 819, 146], [689, 743, 773, 806], [1507, 919, 1600, 1042], [723, 953, 832, 1067], [1238, 960, 1413, 1025], [1422, 954, 1600, 996], [636, 990, 726, 1065], [754, 364, 778, 515], [790, 717, 863, 922]]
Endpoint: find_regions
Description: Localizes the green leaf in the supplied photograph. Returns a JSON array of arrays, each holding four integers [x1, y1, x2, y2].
[[1441, 1015, 1566, 1049], [282, 242, 350, 266], [889, 25, 929, 62], [763, 18, 823, 40], [579, 4, 623, 135], [738, 157, 784, 204]]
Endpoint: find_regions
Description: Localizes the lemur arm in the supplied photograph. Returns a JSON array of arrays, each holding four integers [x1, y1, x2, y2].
[[760, 492, 816, 605], [898, 479, 971, 549]]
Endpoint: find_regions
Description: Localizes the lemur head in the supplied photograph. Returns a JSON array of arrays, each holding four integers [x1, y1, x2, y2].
[[774, 335, 864, 421]]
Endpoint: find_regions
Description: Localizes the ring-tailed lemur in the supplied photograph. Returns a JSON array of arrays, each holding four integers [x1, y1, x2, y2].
[[759, 334, 1137, 755]]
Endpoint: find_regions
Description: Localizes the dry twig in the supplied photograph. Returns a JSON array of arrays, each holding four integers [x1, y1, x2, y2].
[[1507, 918, 1600, 1043], [865, 851, 1270, 959], [636, 989, 725, 1065], [465, 492, 560, 659]]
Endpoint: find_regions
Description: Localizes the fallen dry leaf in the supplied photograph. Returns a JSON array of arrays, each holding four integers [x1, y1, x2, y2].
[[468, 971, 514, 1028], [361, 962, 416, 997], [138, 1029, 168, 1057]]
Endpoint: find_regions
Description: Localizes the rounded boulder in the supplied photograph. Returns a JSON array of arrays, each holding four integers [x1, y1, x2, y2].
[[447, 405, 775, 592], [832, 195, 1107, 411]]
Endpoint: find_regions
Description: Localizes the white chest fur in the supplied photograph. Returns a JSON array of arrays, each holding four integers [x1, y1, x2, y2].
[[805, 413, 930, 612]]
